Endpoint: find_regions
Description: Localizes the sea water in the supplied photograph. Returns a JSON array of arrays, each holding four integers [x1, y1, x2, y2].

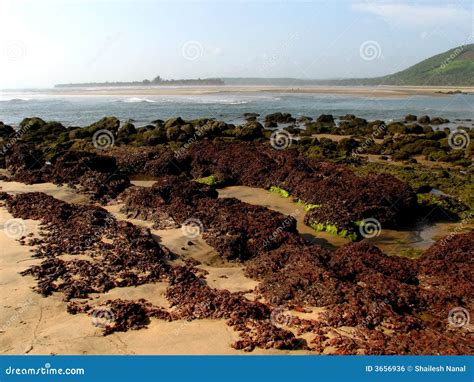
[[0, 90, 472, 127]]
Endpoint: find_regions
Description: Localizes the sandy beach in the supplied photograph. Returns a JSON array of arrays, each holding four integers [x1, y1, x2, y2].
[[44, 85, 474, 98]]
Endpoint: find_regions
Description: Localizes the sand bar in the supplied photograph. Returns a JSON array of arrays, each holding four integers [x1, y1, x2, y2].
[[43, 85, 474, 98]]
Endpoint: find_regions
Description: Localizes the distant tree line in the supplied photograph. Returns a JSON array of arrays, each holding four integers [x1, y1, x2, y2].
[[55, 76, 224, 88]]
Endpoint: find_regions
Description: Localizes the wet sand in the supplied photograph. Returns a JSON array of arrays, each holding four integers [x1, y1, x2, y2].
[[217, 185, 473, 253], [46, 85, 474, 98]]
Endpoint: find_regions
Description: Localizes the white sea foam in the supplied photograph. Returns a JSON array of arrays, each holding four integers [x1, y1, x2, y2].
[[122, 97, 156, 103], [0, 97, 32, 102]]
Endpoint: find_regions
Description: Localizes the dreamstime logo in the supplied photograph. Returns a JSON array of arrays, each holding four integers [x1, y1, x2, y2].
[[261, 209, 300, 249], [448, 307, 470, 328], [3, 40, 27, 61], [448, 129, 470, 150], [270, 130, 292, 150], [92, 129, 115, 150], [3, 218, 26, 239], [351, 123, 386, 157], [359, 40, 381, 61], [439, 212, 473, 248], [0, 297, 34, 332], [440, 45, 465, 69], [359, 218, 381, 239], [92, 307, 115, 328], [182, 41, 203, 61], [1, 120, 34, 155], [181, 218, 204, 239], [270, 306, 294, 327]]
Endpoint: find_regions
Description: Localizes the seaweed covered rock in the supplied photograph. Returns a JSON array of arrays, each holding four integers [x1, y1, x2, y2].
[[3, 192, 171, 300], [0, 121, 15, 140], [121, 175, 298, 260], [88, 116, 120, 133], [6, 147, 130, 201], [265, 112, 295, 125], [183, 141, 416, 236], [235, 121, 264, 140]]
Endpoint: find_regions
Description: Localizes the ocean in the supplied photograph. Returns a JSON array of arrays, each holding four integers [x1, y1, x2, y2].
[[0, 90, 472, 127]]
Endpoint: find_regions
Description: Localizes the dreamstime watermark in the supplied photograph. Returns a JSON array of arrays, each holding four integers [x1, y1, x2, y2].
[[174, 123, 215, 158], [182, 40, 203, 61], [358, 218, 382, 239], [91, 307, 115, 328], [1, 120, 34, 155], [448, 307, 470, 328], [5, 363, 85, 376], [362, 298, 389, 327], [438, 212, 473, 247], [270, 130, 292, 150], [181, 218, 204, 239], [359, 40, 381, 61], [351, 123, 386, 157], [83, 215, 115, 248], [3, 40, 27, 61], [3, 218, 27, 239], [0, 298, 34, 332], [261, 210, 300, 249], [448, 129, 470, 150], [440, 45, 465, 70], [92, 129, 115, 150], [270, 306, 295, 327]]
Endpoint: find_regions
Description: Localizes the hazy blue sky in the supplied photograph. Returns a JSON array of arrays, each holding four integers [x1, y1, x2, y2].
[[0, 0, 472, 88]]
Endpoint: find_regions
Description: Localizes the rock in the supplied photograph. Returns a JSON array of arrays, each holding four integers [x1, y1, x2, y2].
[[339, 114, 356, 120], [164, 117, 185, 129], [418, 115, 431, 124], [405, 123, 424, 134], [431, 117, 449, 125], [264, 120, 278, 128], [297, 116, 313, 123], [0, 122, 15, 139], [180, 124, 195, 136], [244, 113, 259, 121], [316, 114, 335, 124], [119, 122, 137, 136], [88, 116, 120, 133], [265, 112, 295, 124], [405, 114, 417, 122], [19, 117, 46, 130], [151, 119, 164, 126], [166, 126, 181, 141], [233, 121, 264, 140]]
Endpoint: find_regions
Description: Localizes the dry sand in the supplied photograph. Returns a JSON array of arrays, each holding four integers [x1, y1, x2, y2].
[[47, 85, 474, 98]]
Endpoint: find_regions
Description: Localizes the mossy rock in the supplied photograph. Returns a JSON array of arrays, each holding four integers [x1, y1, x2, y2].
[[235, 121, 264, 140], [166, 126, 181, 141], [88, 116, 120, 133], [164, 117, 185, 129]]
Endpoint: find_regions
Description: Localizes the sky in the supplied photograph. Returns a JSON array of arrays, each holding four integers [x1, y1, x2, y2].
[[0, 0, 472, 88]]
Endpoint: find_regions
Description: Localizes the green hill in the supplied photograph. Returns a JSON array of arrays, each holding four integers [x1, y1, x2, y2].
[[369, 44, 474, 86], [223, 44, 474, 87]]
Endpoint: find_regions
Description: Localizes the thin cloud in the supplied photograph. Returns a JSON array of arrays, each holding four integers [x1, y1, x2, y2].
[[353, 2, 471, 27]]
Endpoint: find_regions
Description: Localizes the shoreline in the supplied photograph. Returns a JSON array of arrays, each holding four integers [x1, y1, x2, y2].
[[4, 85, 474, 98]]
